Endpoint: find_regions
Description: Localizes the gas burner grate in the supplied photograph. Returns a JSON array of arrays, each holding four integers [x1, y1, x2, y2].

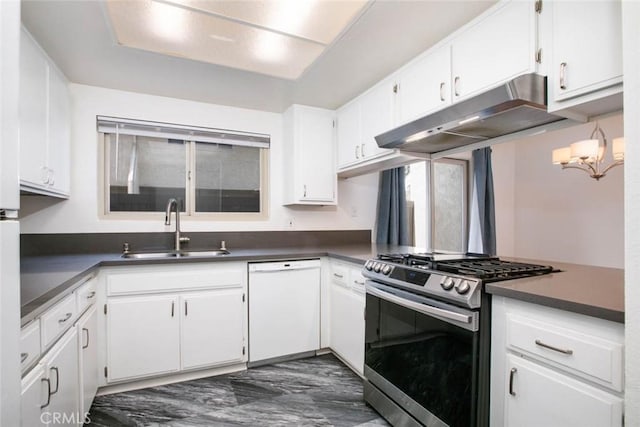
[[433, 259, 554, 281]]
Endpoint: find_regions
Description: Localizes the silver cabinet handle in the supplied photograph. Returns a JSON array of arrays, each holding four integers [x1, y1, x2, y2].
[[58, 312, 72, 324], [535, 339, 573, 355], [82, 327, 90, 349], [353, 280, 365, 286], [355, 145, 360, 159], [185, 301, 188, 317], [303, 185, 307, 198], [439, 82, 446, 101], [49, 169, 55, 186], [509, 368, 517, 396], [86, 291, 96, 299], [361, 143, 366, 158], [333, 273, 344, 279], [50, 367, 60, 394], [41, 378, 52, 409], [171, 301, 175, 317], [21, 352, 28, 363], [559, 62, 567, 90], [454, 76, 461, 96], [41, 166, 49, 185]]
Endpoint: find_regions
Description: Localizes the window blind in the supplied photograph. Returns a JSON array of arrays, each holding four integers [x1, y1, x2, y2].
[[97, 116, 270, 149]]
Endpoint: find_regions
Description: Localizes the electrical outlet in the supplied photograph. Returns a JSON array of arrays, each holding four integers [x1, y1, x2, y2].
[[350, 206, 358, 218], [287, 217, 295, 228]]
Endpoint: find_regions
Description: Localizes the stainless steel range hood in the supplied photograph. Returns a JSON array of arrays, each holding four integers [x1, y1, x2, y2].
[[375, 74, 567, 154]]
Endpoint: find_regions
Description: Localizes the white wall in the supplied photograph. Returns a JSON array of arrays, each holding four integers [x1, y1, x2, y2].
[[493, 114, 624, 268], [623, 0, 640, 423], [19, 84, 379, 234]]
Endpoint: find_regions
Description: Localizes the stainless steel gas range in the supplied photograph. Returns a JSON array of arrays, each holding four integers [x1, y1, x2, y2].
[[362, 253, 555, 427]]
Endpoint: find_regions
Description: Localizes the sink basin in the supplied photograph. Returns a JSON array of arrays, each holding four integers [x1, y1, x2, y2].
[[178, 250, 230, 257], [121, 252, 178, 259], [122, 249, 230, 259]]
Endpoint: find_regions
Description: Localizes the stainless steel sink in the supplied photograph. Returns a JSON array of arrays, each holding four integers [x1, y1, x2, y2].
[[178, 250, 230, 257], [122, 249, 230, 259]]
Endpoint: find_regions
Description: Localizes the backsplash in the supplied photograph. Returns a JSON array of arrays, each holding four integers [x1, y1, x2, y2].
[[20, 230, 372, 257]]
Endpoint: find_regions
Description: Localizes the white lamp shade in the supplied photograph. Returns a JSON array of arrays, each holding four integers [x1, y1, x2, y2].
[[570, 139, 599, 161], [552, 147, 572, 164], [612, 137, 625, 161]]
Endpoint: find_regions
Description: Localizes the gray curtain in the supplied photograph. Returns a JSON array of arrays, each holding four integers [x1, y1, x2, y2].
[[376, 167, 409, 245], [473, 147, 496, 256]]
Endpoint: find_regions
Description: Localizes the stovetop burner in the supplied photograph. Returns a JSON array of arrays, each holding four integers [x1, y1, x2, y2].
[[376, 252, 554, 282]]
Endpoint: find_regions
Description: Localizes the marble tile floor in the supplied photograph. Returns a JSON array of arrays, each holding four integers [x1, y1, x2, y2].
[[86, 354, 389, 427]]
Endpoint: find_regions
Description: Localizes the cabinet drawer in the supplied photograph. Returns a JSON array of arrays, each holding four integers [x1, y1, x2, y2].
[[75, 276, 97, 314], [20, 320, 41, 373], [330, 263, 349, 287], [506, 314, 623, 392], [40, 293, 77, 349]]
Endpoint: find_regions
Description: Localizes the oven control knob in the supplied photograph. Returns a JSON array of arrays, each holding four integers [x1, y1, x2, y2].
[[382, 264, 392, 275], [456, 280, 471, 295], [374, 263, 382, 273], [441, 277, 455, 291], [365, 260, 374, 271]]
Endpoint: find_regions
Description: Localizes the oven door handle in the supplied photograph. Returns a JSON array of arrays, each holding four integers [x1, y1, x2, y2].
[[366, 283, 473, 326]]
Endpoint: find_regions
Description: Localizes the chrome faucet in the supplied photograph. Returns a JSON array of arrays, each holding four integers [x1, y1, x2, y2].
[[165, 198, 190, 251]]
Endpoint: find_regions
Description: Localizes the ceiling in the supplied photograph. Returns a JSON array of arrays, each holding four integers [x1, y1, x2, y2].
[[21, 0, 496, 113]]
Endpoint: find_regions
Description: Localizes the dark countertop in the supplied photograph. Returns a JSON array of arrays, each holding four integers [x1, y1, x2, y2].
[[21, 248, 625, 326], [20, 244, 421, 325], [485, 259, 624, 323]]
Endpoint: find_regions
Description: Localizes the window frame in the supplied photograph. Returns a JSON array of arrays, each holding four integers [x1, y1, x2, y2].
[[99, 133, 269, 221]]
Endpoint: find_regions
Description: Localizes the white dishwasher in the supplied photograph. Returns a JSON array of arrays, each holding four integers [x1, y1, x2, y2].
[[248, 259, 321, 363]]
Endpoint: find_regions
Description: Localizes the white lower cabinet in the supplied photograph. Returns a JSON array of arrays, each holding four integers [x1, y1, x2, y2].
[[103, 263, 247, 384], [505, 354, 623, 427], [180, 289, 245, 370], [491, 296, 624, 427], [328, 261, 365, 375], [21, 363, 47, 427], [77, 306, 98, 418], [106, 295, 181, 382], [40, 327, 80, 426]]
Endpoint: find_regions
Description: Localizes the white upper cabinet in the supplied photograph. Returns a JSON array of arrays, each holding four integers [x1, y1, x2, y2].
[[283, 105, 336, 205], [547, 0, 622, 112], [397, 44, 452, 125], [451, 0, 537, 101], [336, 100, 361, 169], [19, 27, 70, 198], [359, 77, 397, 161]]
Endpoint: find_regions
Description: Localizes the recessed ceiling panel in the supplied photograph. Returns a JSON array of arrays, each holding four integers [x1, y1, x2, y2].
[[164, 0, 368, 44], [105, 0, 367, 80]]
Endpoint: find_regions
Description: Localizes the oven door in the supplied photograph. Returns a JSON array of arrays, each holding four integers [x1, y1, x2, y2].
[[364, 281, 481, 427]]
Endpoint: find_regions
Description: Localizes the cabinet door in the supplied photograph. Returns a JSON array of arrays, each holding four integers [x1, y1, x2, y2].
[[19, 28, 48, 188], [42, 328, 79, 427], [21, 364, 47, 427], [329, 283, 365, 375], [47, 66, 71, 195], [296, 108, 335, 202], [451, 0, 535, 100], [77, 306, 98, 418], [505, 355, 623, 427], [336, 101, 361, 168], [360, 78, 395, 160], [550, 0, 622, 102], [398, 44, 452, 125], [107, 295, 180, 382], [180, 289, 245, 370]]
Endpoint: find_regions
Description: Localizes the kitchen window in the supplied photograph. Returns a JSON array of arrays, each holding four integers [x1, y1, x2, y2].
[[98, 116, 269, 218]]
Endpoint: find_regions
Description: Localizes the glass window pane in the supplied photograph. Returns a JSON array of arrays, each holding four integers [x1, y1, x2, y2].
[[433, 161, 466, 252], [108, 135, 186, 212], [195, 143, 261, 213]]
